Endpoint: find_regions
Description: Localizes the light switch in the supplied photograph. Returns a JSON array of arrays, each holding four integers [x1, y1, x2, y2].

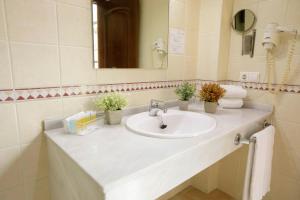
[[240, 72, 260, 82]]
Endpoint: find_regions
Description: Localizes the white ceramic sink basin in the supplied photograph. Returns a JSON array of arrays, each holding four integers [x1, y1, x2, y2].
[[126, 110, 216, 138]]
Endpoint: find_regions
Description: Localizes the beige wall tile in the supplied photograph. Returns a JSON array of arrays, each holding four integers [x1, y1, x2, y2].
[[0, 0, 7, 40], [0, 147, 22, 191], [60, 46, 96, 85], [62, 96, 96, 117], [184, 56, 197, 79], [0, 41, 12, 89], [272, 135, 300, 184], [24, 178, 50, 200], [185, 30, 198, 57], [20, 139, 48, 181], [232, 0, 258, 14], [0, 185, 25, 200], [11, 43, 60, 88], [197, 34, 219, 80], [273, 94, 300, 124], [228, 30, 243, 58], [96, 69, 167, 84], [5, 0, 57, 44], [256, 0, 286, 29], [184, 0, 200, 31], [0, 104, 19, 149], [217, 0, 233, 81], [56, 0, 91, 8], [16, 99, 63, 144], [227, 57, 266, 81], [275, 120, 300, 160], [198, 0, 222, 34], [125, 89, 177, 107], [285, 0, 300, 30], [57, 4, 92, 47], [167, 54, 185, 80], [169, 0, 185, 29]]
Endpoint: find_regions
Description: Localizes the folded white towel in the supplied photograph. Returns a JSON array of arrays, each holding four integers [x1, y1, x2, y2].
[[219, 98, 244, 108], [221, 85, 247, 99], [246, 126, 275, 200]]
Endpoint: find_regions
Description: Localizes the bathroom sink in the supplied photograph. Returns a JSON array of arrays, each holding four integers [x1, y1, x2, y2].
[[126, 110, 216, 138]]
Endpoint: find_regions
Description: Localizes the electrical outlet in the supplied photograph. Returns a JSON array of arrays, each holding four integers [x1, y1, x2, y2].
[[240, 72, 260, 82]]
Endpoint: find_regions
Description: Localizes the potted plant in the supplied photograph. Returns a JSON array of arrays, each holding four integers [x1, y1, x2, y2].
[[175, 82, 196, 111], [199, 83, 225, 113], [94, 93, 128, 125]]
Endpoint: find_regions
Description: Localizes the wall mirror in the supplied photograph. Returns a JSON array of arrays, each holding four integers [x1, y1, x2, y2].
[[232, 9, 256, 33], [92, 0, 169, 69]]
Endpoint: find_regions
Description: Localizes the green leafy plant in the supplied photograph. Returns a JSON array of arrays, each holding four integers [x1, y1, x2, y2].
[[175, 82, 196, 101], [94, 93, 128, 111], [199, 83, 225, 102]]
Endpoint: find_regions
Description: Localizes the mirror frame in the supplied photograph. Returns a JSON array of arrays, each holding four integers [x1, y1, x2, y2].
[[231, 9, 257, 34]]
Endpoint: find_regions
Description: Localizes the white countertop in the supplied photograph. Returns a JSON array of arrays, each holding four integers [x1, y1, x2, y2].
[[45, 104, 272, 200]]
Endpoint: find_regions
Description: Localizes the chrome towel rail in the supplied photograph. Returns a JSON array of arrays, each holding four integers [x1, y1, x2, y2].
[[234, 120, 271, 145]]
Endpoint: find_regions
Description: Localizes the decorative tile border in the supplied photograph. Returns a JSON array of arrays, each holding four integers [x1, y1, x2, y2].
[[1, 79, 300, 103], [226, 80, 300, 93], [15, 87, 61, 101], [0, 89, 14, 102]]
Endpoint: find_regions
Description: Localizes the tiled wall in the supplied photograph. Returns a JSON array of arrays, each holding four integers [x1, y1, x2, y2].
[[196, 0, 233, 81], [0, 0, 200, 199], [218, 0, 300, 199]]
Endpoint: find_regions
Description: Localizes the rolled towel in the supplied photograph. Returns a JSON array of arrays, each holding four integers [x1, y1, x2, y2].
[[221, 85, 247, 99], [219, 98, 244, 109]]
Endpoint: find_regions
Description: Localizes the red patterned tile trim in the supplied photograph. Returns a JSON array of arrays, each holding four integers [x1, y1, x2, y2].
[[0, 89, 14, 102], [1, 79, 300, 103]]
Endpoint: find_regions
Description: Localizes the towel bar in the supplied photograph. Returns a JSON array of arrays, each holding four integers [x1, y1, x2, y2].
[[234, 134, 256, 145], [234, 120, 271, 145]]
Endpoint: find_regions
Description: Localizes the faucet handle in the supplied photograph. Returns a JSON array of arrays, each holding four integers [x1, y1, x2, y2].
[[150, 99, 164, 108], [149, 99, 167, 115]]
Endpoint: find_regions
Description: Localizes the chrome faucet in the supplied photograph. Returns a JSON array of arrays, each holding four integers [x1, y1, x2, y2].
[[149, 99, 167, 117], [149, 99, 168, 129]]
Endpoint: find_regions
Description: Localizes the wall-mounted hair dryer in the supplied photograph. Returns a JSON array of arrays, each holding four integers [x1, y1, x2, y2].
[[153, 38, 167, 55], [262, 23, 298, 50], [262, 23, 298, 94], [152, 38, 167, 68]]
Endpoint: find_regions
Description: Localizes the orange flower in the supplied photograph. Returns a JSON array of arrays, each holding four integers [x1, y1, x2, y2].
[[199, 83, 226, 102]]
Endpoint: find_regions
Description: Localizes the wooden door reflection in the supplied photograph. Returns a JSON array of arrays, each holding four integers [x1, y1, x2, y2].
[[94, 0, 139, 68]]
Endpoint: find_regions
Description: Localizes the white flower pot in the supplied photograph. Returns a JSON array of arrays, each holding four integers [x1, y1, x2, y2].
[[105, 110, 123, 125], [204, 101, 217, 113], [178, 100, 189, 111]]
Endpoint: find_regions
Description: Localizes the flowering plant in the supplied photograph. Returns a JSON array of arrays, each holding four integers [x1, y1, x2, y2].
[[175, 82, 196, 101], [94, 93, 127, 111], [199, 83, 225, 102]]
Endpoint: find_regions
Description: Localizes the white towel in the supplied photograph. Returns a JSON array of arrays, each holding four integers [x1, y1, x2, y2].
[[219, 98, 244, 108], [221, 85, 247, 99], [247, 126, 275, 200]]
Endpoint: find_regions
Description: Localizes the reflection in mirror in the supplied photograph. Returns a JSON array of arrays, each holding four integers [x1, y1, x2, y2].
[[92, 0, 169, 69], [232, 9, 256, 33]]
